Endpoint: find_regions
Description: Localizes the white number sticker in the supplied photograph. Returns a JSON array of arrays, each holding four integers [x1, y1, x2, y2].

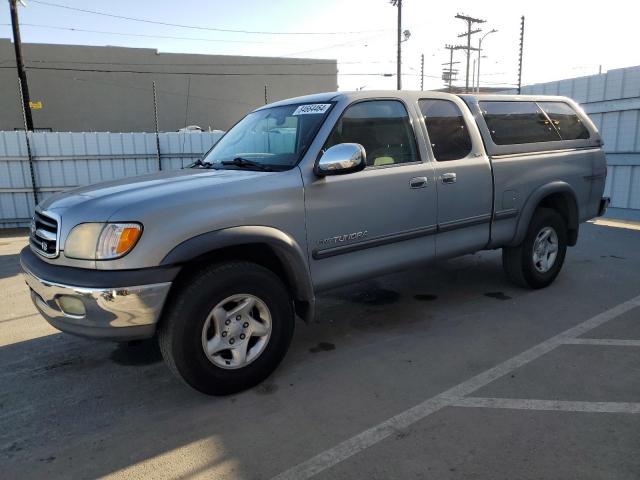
[[292, 104, 331, 115]]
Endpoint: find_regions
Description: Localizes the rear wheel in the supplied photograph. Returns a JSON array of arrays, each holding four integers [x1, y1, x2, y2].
[[502, 208, 568, 289], [158, 261, 294, 395]]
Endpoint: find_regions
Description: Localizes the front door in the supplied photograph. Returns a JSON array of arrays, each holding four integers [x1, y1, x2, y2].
[[303, 99, 437, 290]]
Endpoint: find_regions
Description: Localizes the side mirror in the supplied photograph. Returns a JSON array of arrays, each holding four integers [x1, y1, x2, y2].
[[315, 143, 366, 177]]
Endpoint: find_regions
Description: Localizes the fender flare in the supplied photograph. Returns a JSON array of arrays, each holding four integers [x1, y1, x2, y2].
[[510, 181, 579, 247], [160, 226, 315, 319]]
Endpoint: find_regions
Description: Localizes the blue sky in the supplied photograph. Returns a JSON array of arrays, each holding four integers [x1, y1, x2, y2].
[[1, 0, 638, 91]]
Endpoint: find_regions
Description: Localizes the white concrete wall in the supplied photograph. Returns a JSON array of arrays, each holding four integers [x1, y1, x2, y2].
[[0, 130, 223, 227], [511, 66, 640, 220]]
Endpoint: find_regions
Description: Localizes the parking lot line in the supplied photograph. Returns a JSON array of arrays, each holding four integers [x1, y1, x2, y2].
[[451, 397, 640, 414], [563, 338, 640, 347], [271, 293, 640, 480]]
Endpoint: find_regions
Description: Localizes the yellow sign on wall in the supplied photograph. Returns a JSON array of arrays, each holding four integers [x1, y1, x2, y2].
[[29, 101, 43, 110]]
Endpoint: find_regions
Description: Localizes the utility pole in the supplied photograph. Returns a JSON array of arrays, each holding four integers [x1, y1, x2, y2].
[[420, 53, 424, 90], [443, 44, 463, 92], [472, 58, 476, 93], [18, 76, 38, 205], [152, 81, 162, 171], [445, 46, 455, 92], [517, 15, 525, 94], [8, 0, 33, 131], [391, 0, 403, 90], [455, 13, 485, 93]]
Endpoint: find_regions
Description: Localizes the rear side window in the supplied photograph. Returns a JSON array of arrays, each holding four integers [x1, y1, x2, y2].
[[480, 101, 561, 145], [539, 102, 590, 140], [324, 100, 418, 167], [419, 99, 472, 161]]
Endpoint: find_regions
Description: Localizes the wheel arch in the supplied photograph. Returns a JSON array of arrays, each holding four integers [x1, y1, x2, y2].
[[161, 226, 315, 322], [511, 182, 579, 247]]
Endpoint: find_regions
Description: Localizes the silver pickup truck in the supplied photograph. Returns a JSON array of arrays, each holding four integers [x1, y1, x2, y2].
[[21, 91, 609, 395]]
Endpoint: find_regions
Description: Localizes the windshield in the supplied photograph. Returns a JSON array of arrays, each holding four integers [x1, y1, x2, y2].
[[203, 102, 333, 169]]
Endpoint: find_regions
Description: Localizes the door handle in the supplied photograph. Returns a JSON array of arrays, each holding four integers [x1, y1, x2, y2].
[[441, 173, 457, 184], [409, 176, 428, 189]]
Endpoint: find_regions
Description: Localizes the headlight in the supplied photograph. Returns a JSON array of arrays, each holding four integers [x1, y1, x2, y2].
[[96, 223, 143, 259], [64, 223, 142, 260], [63, 223, 104, 259]]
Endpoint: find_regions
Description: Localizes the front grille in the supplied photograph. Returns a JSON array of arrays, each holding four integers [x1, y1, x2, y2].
[[30, 211, 59, 258]]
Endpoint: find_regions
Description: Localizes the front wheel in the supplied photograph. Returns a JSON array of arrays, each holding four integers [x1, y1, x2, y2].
[[502, 208, 568, 289], [158, 261, 295, 395]]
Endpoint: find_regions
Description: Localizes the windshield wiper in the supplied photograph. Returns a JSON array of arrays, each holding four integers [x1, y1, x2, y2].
[[221, 157, 273, 172]]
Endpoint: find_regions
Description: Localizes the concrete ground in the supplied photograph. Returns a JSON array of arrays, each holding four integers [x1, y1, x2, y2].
[[1, 221, 639, 480]]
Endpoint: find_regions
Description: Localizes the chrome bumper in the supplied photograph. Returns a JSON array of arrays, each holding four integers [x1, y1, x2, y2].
[[23, 266, 171, 341]]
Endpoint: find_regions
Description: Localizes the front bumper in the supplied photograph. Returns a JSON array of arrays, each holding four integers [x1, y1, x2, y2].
[[21, 248, 173, 341]]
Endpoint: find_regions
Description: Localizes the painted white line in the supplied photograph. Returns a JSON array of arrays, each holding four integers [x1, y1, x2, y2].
[[452, 397, 640, 414], [590, 218, 640, 231], [270, 294, 640, 480], [563, 338, 640, 347]]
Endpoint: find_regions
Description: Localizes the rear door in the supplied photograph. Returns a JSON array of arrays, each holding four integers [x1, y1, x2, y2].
[[418, 97, 493, 258]]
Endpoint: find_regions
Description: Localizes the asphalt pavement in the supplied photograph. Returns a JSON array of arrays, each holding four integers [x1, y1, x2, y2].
[[1, 220, 639, 479]]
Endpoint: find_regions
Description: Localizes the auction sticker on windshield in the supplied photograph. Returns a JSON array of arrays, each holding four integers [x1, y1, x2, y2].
[[292, 104, 332, 115]]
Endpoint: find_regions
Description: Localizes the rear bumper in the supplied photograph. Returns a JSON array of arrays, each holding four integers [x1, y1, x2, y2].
[[20, 247, 174, 341], [598, 197, 610, 217]]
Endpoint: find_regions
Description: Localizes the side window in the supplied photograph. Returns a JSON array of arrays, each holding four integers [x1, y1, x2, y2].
[[419, 99, 472, 161], [324, 100, 418, 167], [539, 102, 590, 140], [480, 101, 561, 145]]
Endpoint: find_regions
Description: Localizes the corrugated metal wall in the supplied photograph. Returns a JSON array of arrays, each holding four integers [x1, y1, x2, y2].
[[0, 131, 223, 228], [519, 66, 640, 220]]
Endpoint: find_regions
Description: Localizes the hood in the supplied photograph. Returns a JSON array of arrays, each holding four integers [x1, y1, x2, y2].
[[40, 168, 275, 227], [35, 165, 305, 270]]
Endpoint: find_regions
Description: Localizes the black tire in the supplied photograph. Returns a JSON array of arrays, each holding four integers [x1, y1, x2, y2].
[[158, 261, 294, 395], [502, 208, 568, 289]]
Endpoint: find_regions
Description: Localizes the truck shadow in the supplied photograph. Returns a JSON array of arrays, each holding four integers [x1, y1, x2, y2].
[[8, 243, 614, 479], [0, 251, 516, 479], [0, 253, 22, 280], [108, 339, 163, 366]]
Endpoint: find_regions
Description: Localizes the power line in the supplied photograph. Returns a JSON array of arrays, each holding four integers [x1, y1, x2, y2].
[[66, 75, 256, 106], [281, 18, 435, 57], [2, 58, 337, 68], [0, 20, 395, 63], [23, 59, 335, 67], [0, 22, 290, 44], [0, 64, 515, 84], [281, 31, 390, 57], [0, 53, 399, 67], [0, 55, 392, 68], [29, 0, 389, 36], [0, 20, 420, 66], [32, 70, 520, 113], [21, 59, 383, 67], [0, 65, 396, 77], [281, 17, 435, 58]]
